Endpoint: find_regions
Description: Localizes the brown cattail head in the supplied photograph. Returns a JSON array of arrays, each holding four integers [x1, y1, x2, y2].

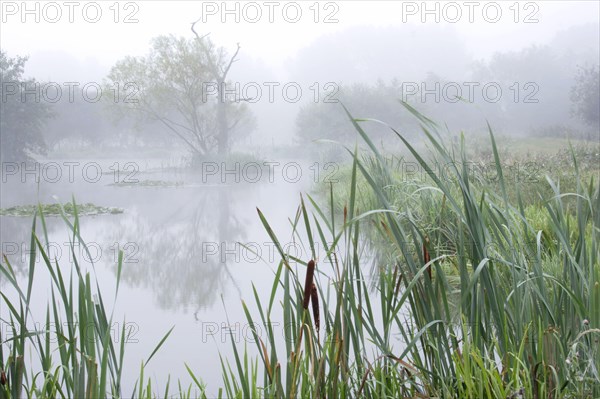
[[423, 236, 431, 279], [343, 206, 348, 224], [0, 369, 6, 385], [303, 260, 316, 309], [311, 283, 320, 334], [393, 264, 403, 296]]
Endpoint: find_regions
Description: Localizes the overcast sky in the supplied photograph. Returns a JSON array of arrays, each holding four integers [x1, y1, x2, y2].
[[2, 1, 599, 82]]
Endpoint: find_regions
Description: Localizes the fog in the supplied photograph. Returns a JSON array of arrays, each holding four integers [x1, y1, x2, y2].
[[3, 1, 599, 148], [1, 0, 599, 395]]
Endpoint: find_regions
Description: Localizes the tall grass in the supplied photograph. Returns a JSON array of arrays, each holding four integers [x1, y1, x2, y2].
[[1, 104, 598, 398], [221, 104, 599, 398], [0, 202, 173, 398], [370, 104, 597, 397]]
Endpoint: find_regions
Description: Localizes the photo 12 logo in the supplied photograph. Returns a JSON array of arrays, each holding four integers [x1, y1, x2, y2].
[[200, 240, 338, 264], [1, 321, 140, 344], [198, 161, 339, 184], [2, 241, 139, 264], [1, 1, 140, 24], [197, 1, 340, 24], [400, 81, 540, 104], [2, 161, 140, 184], [201, 81, 339, 104], [1, 81, 139, 104], [400, 1, 540, 24]]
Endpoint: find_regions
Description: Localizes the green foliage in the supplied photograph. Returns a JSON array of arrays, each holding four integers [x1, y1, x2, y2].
[[0, 201, 174, 398], [0, 203, 123, 217], [472, 42, 590, 134], [226, 105, 599, 397], [2, 107, 598, 398], [105, 35, 255, 156], [571, 64, 600, 127], [0, 51, 53, 161], [295, 80, 422, 148]]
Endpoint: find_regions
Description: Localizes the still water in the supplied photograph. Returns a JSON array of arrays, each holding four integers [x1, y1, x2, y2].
[[1, 156, 331, 395]]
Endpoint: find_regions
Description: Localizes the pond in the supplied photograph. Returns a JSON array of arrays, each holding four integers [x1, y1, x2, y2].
[[1, 156, 330, 394]]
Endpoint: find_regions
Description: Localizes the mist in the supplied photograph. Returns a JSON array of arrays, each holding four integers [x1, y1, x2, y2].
[[1, 1, 599, 396]]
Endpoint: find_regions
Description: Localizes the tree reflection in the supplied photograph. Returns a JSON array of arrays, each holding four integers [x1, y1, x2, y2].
[[1, 184, 252, 311], [100, 186, 249, 312], [0, 216, 37, 285]]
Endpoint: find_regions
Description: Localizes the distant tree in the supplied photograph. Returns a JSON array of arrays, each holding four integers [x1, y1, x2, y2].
[[105, 34, 254, 157], [571, 64, 600, 127], [470, 45, 567, 130], [44, 95, 112, 150], [0, 51, 52, 161], [295, 80, 421, 147], [472, 30, 599, 134]]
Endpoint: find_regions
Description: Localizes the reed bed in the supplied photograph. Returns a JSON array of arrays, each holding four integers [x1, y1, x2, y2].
[[217, 103, 599, 398], [1, 104, 598, 398], [0, 202, 173, 399]]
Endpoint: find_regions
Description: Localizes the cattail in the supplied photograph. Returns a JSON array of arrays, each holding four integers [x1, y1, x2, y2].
[[394, 265, 403, 297], [0, 369, 6, 385], [311, 283, 320, 333], [343, 206, 348, 225], [303, 260, 316, 309], [423, 236, 431, 279]]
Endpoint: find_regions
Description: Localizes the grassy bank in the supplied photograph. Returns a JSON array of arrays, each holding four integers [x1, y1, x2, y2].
[[1, 105, 599, 398]]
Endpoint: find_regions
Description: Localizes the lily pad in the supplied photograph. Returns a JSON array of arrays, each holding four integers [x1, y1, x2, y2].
[[0, 203, 124, 217]]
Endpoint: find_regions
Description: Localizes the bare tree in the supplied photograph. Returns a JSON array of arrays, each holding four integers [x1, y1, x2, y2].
[[105, 34, 254, 157], [191, 21, 252, 154]]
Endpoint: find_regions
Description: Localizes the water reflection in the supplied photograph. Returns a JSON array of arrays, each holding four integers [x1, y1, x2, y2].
[[0, 215, 35, 280], [101, 187, 247, 311], [0, 179, 255, 313]]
